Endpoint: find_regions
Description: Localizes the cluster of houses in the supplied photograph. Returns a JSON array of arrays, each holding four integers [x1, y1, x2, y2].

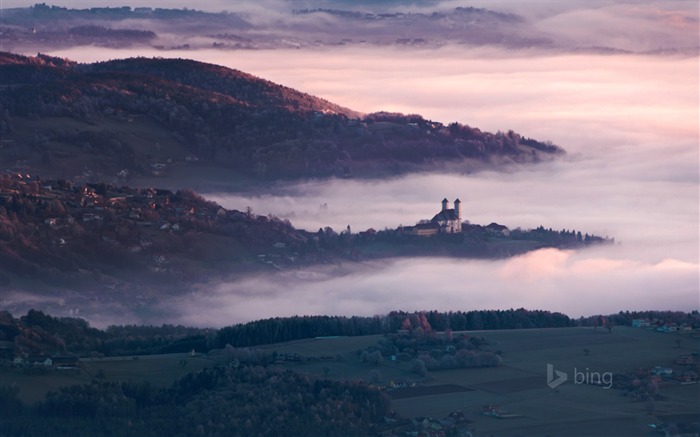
[[273, 352, 341, 364], [1, 173, 366, 276], [274, 352, 302, 363], [0, 174, 244, 263], [631, 319, 694, 332], [614, 352, 699, 398], [12, 354, 79, 370], [669, 353, 700, 383]]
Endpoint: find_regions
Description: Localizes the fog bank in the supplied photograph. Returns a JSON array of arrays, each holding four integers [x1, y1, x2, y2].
[[167, 247, 697, 328]]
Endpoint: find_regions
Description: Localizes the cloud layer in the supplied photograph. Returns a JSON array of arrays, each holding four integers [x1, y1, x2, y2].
[[164, 246, 697, 328]]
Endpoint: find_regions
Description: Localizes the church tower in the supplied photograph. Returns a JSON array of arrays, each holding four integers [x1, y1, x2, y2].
[[454, 198, 462, 232], [441, 198, 449, 212]]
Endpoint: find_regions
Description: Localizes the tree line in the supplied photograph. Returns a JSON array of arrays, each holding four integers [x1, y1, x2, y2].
[[10, 308, 695, 360], [214, 309, 572, 349], [2, 309, 573, 358]]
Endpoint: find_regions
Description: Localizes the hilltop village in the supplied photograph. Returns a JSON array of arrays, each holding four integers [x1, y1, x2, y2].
[[0, 174, 612, 291]]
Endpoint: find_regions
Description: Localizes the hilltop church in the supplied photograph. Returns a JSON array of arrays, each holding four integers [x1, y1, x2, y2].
[[431, 198, 462, 233], [406, 198, 463, 236]]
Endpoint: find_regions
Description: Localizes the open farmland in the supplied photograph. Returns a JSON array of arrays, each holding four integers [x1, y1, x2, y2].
[[5, 353, 218, 404], [269, 326, 700, 436], [5, 326, 698, 436]]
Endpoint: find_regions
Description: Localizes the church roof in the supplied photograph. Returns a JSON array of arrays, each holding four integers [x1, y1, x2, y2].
[[432, 209, 459, 222]]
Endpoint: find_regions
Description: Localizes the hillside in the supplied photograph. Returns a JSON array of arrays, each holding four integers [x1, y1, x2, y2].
[[0, 52, 563, 189], [0, 175, 609, 294]]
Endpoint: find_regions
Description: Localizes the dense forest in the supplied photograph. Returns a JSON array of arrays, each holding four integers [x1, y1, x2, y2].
[[214, 309, 574, 349], [0, 52, 563, 185], [0, 365, 391, 437]]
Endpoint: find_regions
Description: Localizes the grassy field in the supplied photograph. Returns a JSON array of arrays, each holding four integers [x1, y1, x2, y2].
[[4, 327, 698, 436], [262, 326, 699, 436], [381, 327, 700, 436], [4, 353, 218, 404]]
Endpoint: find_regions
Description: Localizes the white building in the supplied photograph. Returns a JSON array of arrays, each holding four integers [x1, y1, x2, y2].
[[431, 198, 462, 233]]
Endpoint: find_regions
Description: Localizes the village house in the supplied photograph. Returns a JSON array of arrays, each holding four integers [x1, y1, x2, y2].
[[358, 228, 377, 240], [13, 355, 79, 370], [632, 319, 650, 328], [24, 355, 53, 368], [485, 222, 510, 237], [656, 323, 679, 333], [409, 222, 440, 237], [651, 366, 673, 377]]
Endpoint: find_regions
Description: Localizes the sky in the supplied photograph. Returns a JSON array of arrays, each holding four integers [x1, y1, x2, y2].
[[1, 0, 698, 327]]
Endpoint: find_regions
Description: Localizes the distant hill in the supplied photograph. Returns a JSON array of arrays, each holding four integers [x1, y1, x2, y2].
[[0, 52, 563, 188], [0, 4, 540, 52]]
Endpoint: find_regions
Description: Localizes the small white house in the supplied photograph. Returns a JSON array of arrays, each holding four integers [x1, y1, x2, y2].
[[652, 366, 673, 377], [632, 319, 650, 328]]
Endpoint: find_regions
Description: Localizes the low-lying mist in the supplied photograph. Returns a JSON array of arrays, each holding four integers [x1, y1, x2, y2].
[[163, 247, 697, 328], [198, 47, 697, 328], [19, 36, 699, 328], [197, 149, 697, 328]]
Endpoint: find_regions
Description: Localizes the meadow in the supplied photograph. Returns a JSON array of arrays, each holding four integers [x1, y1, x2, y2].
[[256, 326, 699, 435], [5, 326, 698, 436]]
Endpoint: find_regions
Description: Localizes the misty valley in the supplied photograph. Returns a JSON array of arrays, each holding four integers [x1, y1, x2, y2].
[[1, 1, 699, 437]]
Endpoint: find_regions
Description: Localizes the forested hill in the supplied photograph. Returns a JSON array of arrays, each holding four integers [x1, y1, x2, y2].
[[0, 52, 563, 186], [0, 175, 610, 292]]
